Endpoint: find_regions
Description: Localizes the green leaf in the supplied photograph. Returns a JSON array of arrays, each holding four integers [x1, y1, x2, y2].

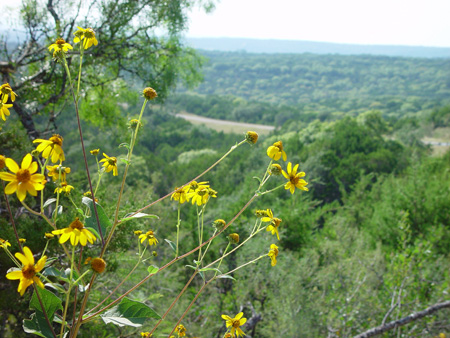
[[164, 239, 176, 253], [199, 270, 205, 281], [120, 158, 130, 165], [100, 297, 161, 327], [23, 312, 55, 338], [185, 265, 197, 270], [24, 288, 63, 337], [43, 198, 56, 209], [82, 196, 111, 237], [147, 265, 159, 275], [30, 288, 63, 320], [120, 212, 159, 224], [199, 267, 222, 273], [217, 275, 236, 281], [119, 143, 130, 150]]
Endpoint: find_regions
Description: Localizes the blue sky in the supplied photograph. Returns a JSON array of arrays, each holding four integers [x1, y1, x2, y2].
[[187, 0, 450, 47]]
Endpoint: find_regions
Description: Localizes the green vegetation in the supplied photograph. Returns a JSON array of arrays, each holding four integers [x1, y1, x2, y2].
[[2, 33, 450, 337]]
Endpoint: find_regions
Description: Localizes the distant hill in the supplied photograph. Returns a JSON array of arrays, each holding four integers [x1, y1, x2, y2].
[[186, 37, 450, 58]]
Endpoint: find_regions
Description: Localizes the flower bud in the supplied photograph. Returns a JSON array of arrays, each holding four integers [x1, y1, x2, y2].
[[245, 131, 259, 144], [91, 257, 106, 273], [44, 233, 55, 239], [129, 119, 142, 130], [269, 163, 282, 176], [134, 230, 143, 236], [213, 219, 226, 231], [152, 251, 158, 257], [90, 149, 100, 156], [142, 87, 157, 100], [228, 233, 239, 244]]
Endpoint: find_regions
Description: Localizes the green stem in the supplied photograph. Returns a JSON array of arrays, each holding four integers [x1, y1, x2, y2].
[[200, 229, 217, 262], [101, 99, 149, 258], [258, 159, 273, 191], [259, 183, 285, 196], [76, 45, 84, 99], [176, 206, 181, 258], [60, 246, 75, 338], [127, 139, 247, 218], [72, 270, 91, 287], [40, 157, 50, 213], [62, 57, 104, 246], [214, 242, 230, 278], [82, 194, 258, 322], [220, 255, 266, 276]]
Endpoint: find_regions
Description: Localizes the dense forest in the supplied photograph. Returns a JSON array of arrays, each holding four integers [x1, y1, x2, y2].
[[1, 38, 450, 337], [168, 51, 450, 125]]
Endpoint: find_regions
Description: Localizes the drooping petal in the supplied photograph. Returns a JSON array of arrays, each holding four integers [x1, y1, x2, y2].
[[16, 184, 27, 201], [33, 276, 45, 289], [5, 180, 18, 194], [282, 150, 287, 161], [79, 233, 87, 246], [18, 278, 33, 296], [6, 270, 23, 280], [35, 256, 47, 273]]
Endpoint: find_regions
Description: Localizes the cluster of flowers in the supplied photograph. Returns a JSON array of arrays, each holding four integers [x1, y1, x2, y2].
[[171, 180, 218, 206]]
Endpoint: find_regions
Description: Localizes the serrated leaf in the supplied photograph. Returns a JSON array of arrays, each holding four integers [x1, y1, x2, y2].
[[199, 267, 222, 273], [82, 197, 111, 237], [43, 198, 57, 209], [100, 297, 161, 327], [147, 265, 159, 275], [164, 239, 176, 253], [120, 213, 159, 224], [217, 275, 236, 281]]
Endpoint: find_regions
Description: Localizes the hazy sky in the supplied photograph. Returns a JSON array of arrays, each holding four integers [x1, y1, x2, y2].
[[1, 0, 449, 47], [187, 0, 450, 47]]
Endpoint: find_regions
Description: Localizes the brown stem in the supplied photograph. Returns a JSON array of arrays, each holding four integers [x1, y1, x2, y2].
[[82, 194, 258, 322], [167, 281, 209, 337], [149, 271, 198, 335], [2, 182, 22, 251]]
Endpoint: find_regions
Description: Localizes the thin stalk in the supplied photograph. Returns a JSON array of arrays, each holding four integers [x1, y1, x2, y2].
[[3, 183, 23, 251], [149, 271, 198, 335], [101, 99, 148, 258], [200, 229, 217, 262], [168, 281, 209, 337], [69, 272, 97, 338], [203, 226, 266, 270], [40, 157, 50, 213], [176, 206, 181, 258], [60, 246, 75, 338], [62, 58, 104, 246], [76, 45, 84, 99], [84, 244, 148, 317], [33, 284, 58, 338], [258, 159, 273, 191], [214, 242, 230, 278], [127, 139, 247, 218], [220, 255, 266, 276], [21, 201, 55, 229], [82, 194, 258, 321], [259, 183, 285, 196]]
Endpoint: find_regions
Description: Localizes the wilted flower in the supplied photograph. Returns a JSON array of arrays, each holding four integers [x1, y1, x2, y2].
[[0, 83, 17, 103], [33, 134, 65, 163], [267, 140, 287, 161], [268, 244, 279, 266], [0, 102, 12, 121], [73, 27, 98, 49], [48, 38, 73, 58]]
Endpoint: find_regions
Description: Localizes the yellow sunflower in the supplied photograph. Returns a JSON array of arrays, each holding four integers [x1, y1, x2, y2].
[[221, 312, 247, 337], [0, 83, 17, 103], [175, 324, 187, 337], [266, 140, 287, 161], [188, 186, 217, 206], [52, 217, 96, 246], [139, 230, 159, 246], [171, 186, 188, 204], [282, 162, 308, 194], [73, 26, 98, 49], [46, 164, 71, 182], [33, 134, 65, 163], [54, 181, 74, 195], [99, 153, 118, 176], [268, 244, 279, 266], [48, 38, 73, 57], [0, 102, 12, 121], [0, 154, 46, 201], [261, 209, 282, 240], [6, 246, 46, 296]]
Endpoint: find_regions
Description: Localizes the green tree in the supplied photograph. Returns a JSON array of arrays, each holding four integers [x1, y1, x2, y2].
[[0, 0, 213, 139]]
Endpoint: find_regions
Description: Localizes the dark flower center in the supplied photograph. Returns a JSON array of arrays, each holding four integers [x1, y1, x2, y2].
[[22, 265, 36, 279], [70, 218, 84, 230], [16, 169, 31, 183], [49, 134, 63, 146]]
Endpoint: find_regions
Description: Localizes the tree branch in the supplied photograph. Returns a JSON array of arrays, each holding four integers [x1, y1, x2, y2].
[[353, 300, 450, 338]]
